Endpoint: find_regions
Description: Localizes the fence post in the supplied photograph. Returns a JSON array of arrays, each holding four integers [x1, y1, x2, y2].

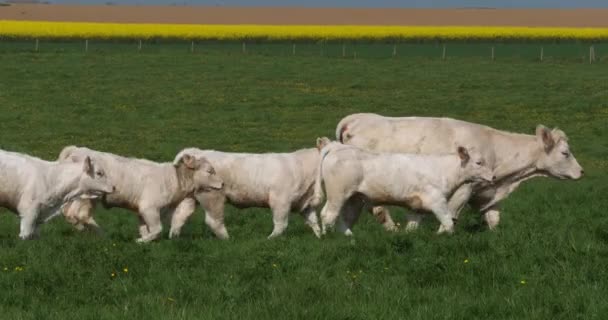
[[540, 46, 543, 62], [342, 43, 346, 58], [35, 38, 39, 52], [392, 43, 397, 57], [191, 41, 194, 53], [491, 46, 495, 61], [292, 43, 296, 56], [85, 39, 88, 53], [138, 39, 142, 52], [442, 44, 446, 60], [242, 42, 246, 54], [590, 45, 595, 64]]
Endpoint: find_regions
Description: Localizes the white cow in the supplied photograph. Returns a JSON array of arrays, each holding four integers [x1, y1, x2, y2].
[[169, 147, 323, 239], [58, 146, 223, 243], [0, 149, 114, 239], [313, 140, 494, 235], [336, 113, 584, 231]]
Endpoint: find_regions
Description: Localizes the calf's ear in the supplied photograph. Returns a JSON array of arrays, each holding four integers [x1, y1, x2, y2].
[[178, 154, 200, 170], [536, 124, 555, 152], [316, 137, 330, 150], [457, 146, 470, 166], [82, 156, 94, 175]]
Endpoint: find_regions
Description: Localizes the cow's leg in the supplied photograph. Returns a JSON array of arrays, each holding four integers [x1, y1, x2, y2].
[[300, 207, 321, 238], [426, 197, 454, 234], [83, 217, 104, 235], [482, 205, 501, 230], [18, 206, 39, 240], [169, 197, 197, 239], [369, 206, 398, 232], [448, 184, 473, 221], [339, 197, 365, 236], [268, 196, 291, 239], [320, 198, 346, 234], [137, 215, 150, 238], [405, 213, 423, 232], [137, 208, 162, 243], [198, 192, 229, 240]]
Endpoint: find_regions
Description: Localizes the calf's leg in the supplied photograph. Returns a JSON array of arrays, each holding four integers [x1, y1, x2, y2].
[[19, 210, 39, 240], [198, 192, 229, 240], [268, 195, 291, 239], [482, 205, 501, 230], [300, 207, 321, 238], [137, 208, 162, 243], [369, 206, 398, 231], [169, 197, 197, 239]]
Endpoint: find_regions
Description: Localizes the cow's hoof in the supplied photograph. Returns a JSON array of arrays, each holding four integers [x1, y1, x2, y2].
[[404, 222, 419, 232]]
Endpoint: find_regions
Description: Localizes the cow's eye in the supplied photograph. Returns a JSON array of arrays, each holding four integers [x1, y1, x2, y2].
[[207, 168, 215, 174], [96, 171, 105, 177], [476, 161, 482, 166], [561, 151, 570, 158]]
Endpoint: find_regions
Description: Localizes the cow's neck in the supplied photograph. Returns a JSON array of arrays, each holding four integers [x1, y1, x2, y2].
[[173, 164, 196, 199], [45, 162, 83, 205], [492, 133, 544, 182], [445, 158, 471, 197]]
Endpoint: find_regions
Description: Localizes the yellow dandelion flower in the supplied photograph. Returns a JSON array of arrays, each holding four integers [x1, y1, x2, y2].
[[123, 267, 128, 273], [464, 259, 469, 264], [111, 272, 116, 278], [520, 280, 526, 285]]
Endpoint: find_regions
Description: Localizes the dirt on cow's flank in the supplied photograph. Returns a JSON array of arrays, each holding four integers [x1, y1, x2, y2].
[[0, 4, 608, 27]]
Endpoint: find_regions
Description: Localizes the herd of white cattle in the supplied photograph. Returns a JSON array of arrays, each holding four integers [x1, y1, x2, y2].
[[0, 113, 584, 242]]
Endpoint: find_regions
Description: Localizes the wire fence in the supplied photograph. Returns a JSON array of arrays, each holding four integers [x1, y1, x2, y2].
[[0, 39, 606, 63]]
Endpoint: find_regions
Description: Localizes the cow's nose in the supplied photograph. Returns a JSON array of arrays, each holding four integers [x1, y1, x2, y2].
[[111, 186, 116, 192], [492, 175, 497, 181], [580, 170, 585, 176]]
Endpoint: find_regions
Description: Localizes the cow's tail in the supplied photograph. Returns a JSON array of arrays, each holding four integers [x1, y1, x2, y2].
[[57, 145, 78, 161], [311, 146, 333, 207], [335, 115, 358, 143]]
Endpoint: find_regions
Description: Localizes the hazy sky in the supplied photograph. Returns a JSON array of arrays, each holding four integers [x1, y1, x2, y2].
[[51, 0, 608, 8]]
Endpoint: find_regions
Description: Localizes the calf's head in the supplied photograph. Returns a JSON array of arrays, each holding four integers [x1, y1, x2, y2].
[[174, 153, 223, 192], [79, 156, 115, 199], [535, 125, 584, 180], [458, 146, 494, 184]]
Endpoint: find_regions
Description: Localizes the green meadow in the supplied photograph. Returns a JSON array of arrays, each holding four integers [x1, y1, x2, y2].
[[0, 42, 607, 319]]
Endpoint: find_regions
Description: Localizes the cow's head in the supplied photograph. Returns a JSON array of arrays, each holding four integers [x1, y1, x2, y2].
[[535, 125, 584, 180], [79, 156, 115, 199], [458, 146, 494, 184], [174, 152, 223, 192]]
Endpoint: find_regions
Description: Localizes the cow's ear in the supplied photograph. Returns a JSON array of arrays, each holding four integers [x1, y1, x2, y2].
[[536, 124, 555, 152], [316, 137, 330, 150], [181, 154, 200, 170], [457, 146, 470, 166], [82, 156, 94, 175]]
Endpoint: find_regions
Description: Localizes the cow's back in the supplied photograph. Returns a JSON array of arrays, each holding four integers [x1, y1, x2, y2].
[[337, 113, 496, 166], [196, 149, 319, 207]]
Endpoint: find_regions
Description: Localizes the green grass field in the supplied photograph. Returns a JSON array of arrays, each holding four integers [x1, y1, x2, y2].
[[0, 42, 607, 319]]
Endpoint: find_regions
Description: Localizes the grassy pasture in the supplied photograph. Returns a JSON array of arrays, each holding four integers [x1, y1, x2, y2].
[[0, 42, 607, 319]]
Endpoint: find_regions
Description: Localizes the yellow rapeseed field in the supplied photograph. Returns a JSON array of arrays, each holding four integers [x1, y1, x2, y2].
[[1, 20, 608, 41]]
